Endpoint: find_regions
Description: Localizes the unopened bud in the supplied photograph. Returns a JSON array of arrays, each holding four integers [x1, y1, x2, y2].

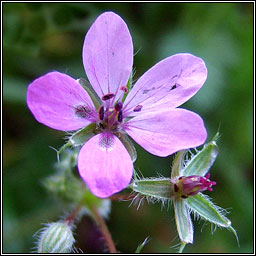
[[36, 222, 75, 253], [174, 173, 216, 198]]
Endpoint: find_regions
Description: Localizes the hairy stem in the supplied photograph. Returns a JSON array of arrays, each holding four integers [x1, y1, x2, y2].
[[90, 205, 117, 253], [65, 201, 83, 225]]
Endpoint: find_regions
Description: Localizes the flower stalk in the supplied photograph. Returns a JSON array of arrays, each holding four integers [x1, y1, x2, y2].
[[89, 205, 117, 253]]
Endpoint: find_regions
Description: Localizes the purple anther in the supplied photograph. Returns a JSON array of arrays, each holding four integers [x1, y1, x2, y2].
[[98, 105, 104, 120], [133, 104, 143, 112], [114, 102, 123, 112], [118, 110, 123, 122], [102, 93, 115, 101]]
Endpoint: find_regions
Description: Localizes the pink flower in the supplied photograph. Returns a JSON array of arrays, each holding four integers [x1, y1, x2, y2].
[[26, 12, 207, 198]]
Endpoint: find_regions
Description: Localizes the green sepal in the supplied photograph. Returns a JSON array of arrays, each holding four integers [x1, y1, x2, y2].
[[171, 150, 186, 179], [186, 192, 231, 227], [118, 133, 137, 163], [228, 226, 240, 247], [181, 133, 219, 177], [121, 72, 133, 103], [69, 123, 96, 147], [173, 197, 193, 244], [77, 78, 102, 109], [135, 237, 150, 253], [131, 178, 175, 200]]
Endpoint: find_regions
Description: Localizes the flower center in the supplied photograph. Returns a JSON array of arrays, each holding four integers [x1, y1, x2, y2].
[[97, 96, 123, 132]]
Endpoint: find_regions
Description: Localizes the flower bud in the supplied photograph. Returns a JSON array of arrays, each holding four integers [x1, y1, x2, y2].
[[36, 222, 75, 253], [174, 173, 216, 198]]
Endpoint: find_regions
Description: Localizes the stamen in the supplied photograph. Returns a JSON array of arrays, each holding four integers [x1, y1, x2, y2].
[[114, 102, 123, 112], [133, 105, 143, 112], [174, 184, 179, 192], [102, 93, 115, 101], [120, 86, 128, 93], [118, 110, 123, 122], [98, 105, 104, 121]]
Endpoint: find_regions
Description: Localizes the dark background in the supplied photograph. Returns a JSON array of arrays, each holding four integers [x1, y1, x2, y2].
[[3, 2, 253, 253]]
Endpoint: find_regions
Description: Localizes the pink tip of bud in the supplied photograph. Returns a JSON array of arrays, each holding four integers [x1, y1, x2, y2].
[[205, 173, 210, 179], [175, 173, 217, 198]]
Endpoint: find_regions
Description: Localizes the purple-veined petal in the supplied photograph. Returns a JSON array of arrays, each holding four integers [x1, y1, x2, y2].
[[123, 54, 207, 116], [83, 12, 133, 102], [123, 108, 207, 157], [27, 71, 97, 131], [78, 132, 133, 198]]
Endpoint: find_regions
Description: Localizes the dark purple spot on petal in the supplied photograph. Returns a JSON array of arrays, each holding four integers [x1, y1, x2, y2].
[[102, 93, 115, 101], [74, 105, 92, 118], [181, 195, 188, 199], [170, 84, 177, 90], [99, 134, 114, 149], [142, 89, 150, 94], [98, 105, 104, 120], [133, 105, 143, 112]]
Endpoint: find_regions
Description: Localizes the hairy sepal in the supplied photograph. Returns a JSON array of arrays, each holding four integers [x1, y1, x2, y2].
[[131, 177, 175, 201], [181, 133, 219, 177]]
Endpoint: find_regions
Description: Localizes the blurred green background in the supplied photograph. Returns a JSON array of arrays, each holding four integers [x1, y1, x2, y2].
[[3, 2, 253, 253]]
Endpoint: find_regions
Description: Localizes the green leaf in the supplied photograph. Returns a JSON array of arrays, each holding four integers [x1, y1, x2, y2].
[[181, 134, 219, 177], [131, 178, 174, 200], [186, 193, 231, 227], [171, 150, 186, 179], [173, 197, 193, 244], [135, 237, 150, 253]]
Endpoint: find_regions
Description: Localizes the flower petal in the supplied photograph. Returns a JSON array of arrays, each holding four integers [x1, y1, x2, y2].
[[83, 12, 133, 101], [27, 72, 96, 131], [78, 132, 133, 198], [123, 53, 207, 116], [124, 108, 207, 157]]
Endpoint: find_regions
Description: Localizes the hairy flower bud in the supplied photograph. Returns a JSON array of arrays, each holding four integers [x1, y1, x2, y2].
[[36, 222, 75, 253]]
